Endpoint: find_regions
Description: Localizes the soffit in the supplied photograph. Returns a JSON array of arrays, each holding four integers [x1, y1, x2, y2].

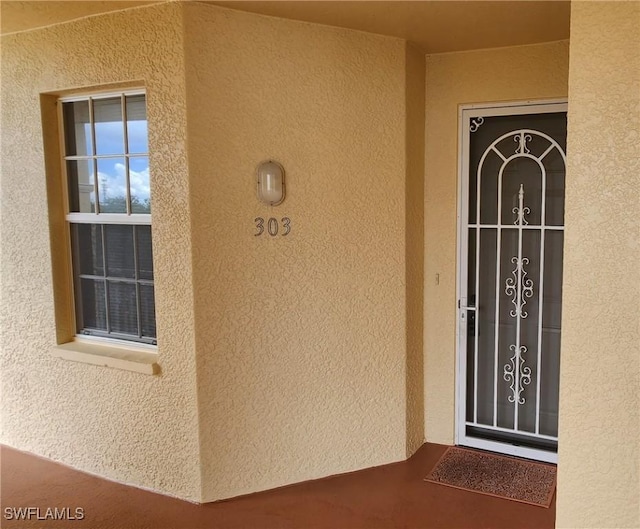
[[1, 0, 570, 53], [207, 1, 570, 53]]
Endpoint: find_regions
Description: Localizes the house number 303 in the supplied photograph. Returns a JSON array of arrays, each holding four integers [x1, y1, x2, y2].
[[254, 217, 291, 237]]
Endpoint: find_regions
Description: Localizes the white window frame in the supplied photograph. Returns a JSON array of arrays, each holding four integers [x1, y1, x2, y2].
[[58, 89, 156, 348]]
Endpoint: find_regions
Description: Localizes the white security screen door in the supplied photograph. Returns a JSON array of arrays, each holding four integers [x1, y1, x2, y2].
[[456, 101, 567, 463]]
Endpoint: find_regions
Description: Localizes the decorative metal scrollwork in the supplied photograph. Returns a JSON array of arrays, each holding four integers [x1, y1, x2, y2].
[[505, 184, 534, 318], [514, 132, 533, 154], [470, 117, 484, 132], [505, 257, 534, 318], [503, 182, 534, 406], [469, 125, 568, 426], [512, 203, 530, 226], [503, 345, 532, 404]]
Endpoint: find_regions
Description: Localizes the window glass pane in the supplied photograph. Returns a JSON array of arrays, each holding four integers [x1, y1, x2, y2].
[[94, 97, 124, 155], [64, 92, 155, 345], [107, 281, 138, 336], [72, 224, 104, 276], [129, 157, 151, 213], [136, 225, 154, 280], [140, 285, 156, 338], [97, 158, 127, 213], [63, 101, 92, 156], [104, 225, 135, 278], [67, 160, 95, 213], [79, 278, 107, 331], [126, 95, 148, 154]]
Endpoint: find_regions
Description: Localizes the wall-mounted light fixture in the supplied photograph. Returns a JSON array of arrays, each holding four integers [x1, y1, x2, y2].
[[256, 160, 285, 206]]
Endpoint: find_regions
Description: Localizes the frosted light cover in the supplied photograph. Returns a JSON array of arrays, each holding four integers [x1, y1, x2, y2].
[[257, 160, 285, 205]]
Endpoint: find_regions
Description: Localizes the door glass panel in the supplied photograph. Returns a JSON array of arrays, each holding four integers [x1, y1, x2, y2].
[[477, 151, 501, 225], [501, 159, 542, 226], [517, 230, 541, 433], [539, 231, 564, 436], [545, 147, 566, 226], [465, 228, 477, 423], [474, 228, 498, 426], [496, 228, 516, 431]]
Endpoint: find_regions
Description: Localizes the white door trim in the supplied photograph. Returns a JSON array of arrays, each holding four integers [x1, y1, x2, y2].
[[455, 99, 568, 463]]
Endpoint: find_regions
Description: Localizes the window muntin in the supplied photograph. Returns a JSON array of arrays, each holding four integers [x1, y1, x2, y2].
[[61, 91, 156, 345], [63, 93, 151, 216]]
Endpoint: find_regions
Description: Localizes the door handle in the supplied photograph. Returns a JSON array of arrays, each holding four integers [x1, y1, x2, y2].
[[460, 299, 477, 338], [467, 310, 476, 337]]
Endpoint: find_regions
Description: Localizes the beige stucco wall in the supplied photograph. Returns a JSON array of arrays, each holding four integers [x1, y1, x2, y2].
[[423, 41, 570, 444], [183, 3, 412, 501], [0, 3, 202, 500], [7, 0, 619, 511], [556, 2, 640, 528], [1, 0, 423, 503], [405, 43, 426, 456]]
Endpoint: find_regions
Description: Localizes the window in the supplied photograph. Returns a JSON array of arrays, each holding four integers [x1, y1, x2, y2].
[[61, 91, 156, 346]]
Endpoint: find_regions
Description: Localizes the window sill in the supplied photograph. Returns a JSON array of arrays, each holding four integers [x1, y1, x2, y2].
[[52, 339, 160, 375]]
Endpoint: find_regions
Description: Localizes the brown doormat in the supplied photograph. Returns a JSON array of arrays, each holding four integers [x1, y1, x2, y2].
[[424, 447, 556, 508]]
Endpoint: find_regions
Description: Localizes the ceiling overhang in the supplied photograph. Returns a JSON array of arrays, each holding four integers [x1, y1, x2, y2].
[[1, 1, 570, 53]]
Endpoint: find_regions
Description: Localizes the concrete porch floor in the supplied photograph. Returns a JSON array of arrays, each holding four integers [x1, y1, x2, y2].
[[1, 443, 555, 529]]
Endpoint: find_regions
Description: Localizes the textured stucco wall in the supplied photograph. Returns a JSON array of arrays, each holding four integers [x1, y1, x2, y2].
[[556, 3, 640, 528], [0, 3, 202, 501], [405, 43, 426, 456], [183, 3, 409, 501], [424, 41, 569, 444]]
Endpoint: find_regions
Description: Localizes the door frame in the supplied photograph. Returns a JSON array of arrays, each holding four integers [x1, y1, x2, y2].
[[455, 99, 568, 463]]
